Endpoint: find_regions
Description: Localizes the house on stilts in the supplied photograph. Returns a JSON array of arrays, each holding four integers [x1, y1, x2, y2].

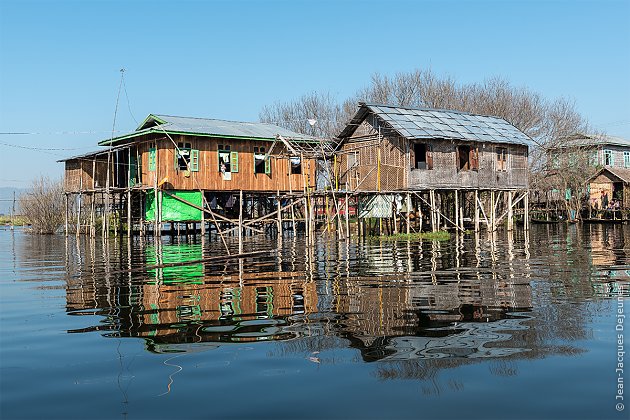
[[334, 103, 533, 234], [60, 114, 334, 239]]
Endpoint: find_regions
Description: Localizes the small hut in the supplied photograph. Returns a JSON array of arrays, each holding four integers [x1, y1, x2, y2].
[[587, 167, 630, 215]]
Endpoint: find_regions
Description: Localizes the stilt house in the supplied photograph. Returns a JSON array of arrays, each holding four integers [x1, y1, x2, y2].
[[61, 114, 331, 234], [335, 103, 533, 232], [337, 103, 531, 191]]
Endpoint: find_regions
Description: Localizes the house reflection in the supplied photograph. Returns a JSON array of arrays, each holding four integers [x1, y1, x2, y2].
[[65, 235, 541, 360]]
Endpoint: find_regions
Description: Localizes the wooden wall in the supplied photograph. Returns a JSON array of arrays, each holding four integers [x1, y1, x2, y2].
[[139, 135, 316, 192], [63, 157, 110, 192]]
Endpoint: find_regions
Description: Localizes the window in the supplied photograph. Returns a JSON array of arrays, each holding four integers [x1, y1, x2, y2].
[[457, 145, 480, 171], [604, 150, 614, 166], [254, 146, 270, 175], [290, 156, 302, 174], [218, 144, 230, 173], [589, 150, 599, 166], [413, 143, 432, 170], [175, 143, 192, 171], [624, 152, 630, 168], [148, 142, 156, 172], [496, 147, 508, 171]]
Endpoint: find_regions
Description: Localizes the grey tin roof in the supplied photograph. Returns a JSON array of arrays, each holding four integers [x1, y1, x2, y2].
[[557, 133, 630, 148], [339, 103, 532, 147], [99, 114, 318, 146]]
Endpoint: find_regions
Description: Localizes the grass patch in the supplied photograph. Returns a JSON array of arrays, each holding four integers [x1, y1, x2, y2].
[[368, 231, 451, 241], [0, 215, 29, 226]]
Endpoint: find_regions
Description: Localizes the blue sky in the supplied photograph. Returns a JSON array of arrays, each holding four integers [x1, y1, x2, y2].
[[1, 0, 629, 188]]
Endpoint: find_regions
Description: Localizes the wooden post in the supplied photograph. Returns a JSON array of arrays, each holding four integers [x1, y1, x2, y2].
[[345, 193, 350, 240], [127, 148, 132, 238], [507, 191, 514, 231], [454, 190, 459, 231], [475, 190, 480, 233], [406, 192, 411, 235], [524, 191, 530, 231], [64, 194, 69, 236], [276, 190, 282, 236], [200, 191, 206, 236], [430, 190, 436, 232], [490, 190, 496, 232], [239, 190, 243, 254], [76, 176, 82, 237]]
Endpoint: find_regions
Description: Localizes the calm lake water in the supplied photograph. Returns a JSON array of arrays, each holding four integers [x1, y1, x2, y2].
[[0, 224, 628, 419]]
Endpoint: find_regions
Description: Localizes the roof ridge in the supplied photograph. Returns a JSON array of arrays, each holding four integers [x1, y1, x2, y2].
[[362, 102, 505, 120], [154, 114, 280, 126]]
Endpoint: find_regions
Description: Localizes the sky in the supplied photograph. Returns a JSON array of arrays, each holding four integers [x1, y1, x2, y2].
[[0, 0, 629, 188]]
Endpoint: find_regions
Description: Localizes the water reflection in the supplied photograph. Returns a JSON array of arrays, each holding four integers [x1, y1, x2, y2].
[[56, 224, 630, 363], [4, 224, 628, 418]]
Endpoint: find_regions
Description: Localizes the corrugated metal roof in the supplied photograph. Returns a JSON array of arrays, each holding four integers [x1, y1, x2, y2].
[[339, 103, 532, 147], [144, 114, 316, 141], [558, 133, 630, 148], [99, 114, 318, 146]]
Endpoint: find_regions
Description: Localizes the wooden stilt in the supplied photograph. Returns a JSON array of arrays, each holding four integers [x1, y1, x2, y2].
[[239, 190, 243, 254], [454, 190, 459, 231], [406, 192, 411, 235], [524, 191, 530, 231], [345, 193, 350, 240], [490, 190, 496, 232], [475, 190, 480, 233], [507, 191, 514, 231], [64, 194, 69, 236]]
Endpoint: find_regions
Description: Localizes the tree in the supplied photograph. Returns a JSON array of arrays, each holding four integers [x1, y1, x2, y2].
[[19, 176, 65, 234]]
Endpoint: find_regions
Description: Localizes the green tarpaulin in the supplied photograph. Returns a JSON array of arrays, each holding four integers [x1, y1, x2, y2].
[[145, 190, 202, 222]]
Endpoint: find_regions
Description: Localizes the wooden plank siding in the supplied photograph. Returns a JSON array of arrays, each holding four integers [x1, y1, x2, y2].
[[64, 157, 109, 192], [138, 134, 316, 192]]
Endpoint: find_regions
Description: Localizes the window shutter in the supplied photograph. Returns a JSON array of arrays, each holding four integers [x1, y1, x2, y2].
[[190, 149, 199, 172], [470, 147, 479, 171], [174, 148, 178, 170], [231, 151, 239, 173], [149, 147, 156, 171], [426, 145, 433, 170], [264, 157, 271, 175]]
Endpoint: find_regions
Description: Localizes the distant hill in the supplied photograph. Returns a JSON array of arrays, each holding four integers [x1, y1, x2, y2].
[[0, 187, 26, 215]]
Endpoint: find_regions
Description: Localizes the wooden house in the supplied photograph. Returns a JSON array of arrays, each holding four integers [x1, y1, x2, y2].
[[61, 114, 330, 233], [587, 167, 630, 209], [337, 103, 531, 191], [335, 103, 532, 232]]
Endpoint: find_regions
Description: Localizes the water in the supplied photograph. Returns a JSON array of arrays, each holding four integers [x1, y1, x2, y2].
[[0, 224, 627, 419]]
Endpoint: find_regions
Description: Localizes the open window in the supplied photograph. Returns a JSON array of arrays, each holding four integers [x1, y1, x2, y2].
[[254, 146, 270, 175], [218, 144, 238, 174], [496, 147, 508, 172], [456, 145, 479, 171], [290, 156, 302, 174], [413, 143, 433, 170], [175, 142, 198, 172]]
